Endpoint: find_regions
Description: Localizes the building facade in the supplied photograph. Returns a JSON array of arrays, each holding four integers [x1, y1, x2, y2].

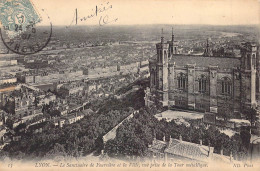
[[145, 32, 259, 118]]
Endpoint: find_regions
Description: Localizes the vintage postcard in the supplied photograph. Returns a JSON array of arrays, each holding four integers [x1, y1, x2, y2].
[[0, 0, 259, 170]]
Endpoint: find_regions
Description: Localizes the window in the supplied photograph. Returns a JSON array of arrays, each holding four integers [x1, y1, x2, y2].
[[151, 69, 156, 85], [252, 54, 256, 69], [247, 54, 251, 69], [199, 75, 207, 93], [177, 73, 187, 90], [160, 50, 163, 63], [157, 50, 159, 62], [221, 77, 231, 95], [164, 50, 167, 62]]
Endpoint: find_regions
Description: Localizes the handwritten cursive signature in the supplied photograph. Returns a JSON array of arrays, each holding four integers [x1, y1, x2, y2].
[[99, 15, 118, 26], [80, 1, 112, 21], [67, 1, 118, 27]]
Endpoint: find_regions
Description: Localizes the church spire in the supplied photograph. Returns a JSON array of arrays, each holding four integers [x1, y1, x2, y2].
[[203, 38, 212, 56], [206, 38, 210, 53], [172, 27, 174, 42], [161, 28, 164, 43]]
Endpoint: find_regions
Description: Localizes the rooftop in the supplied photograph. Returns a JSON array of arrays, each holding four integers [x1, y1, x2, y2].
[[148, 139, 167, 153], [148, 138, 235, 163], [0, 85, 16, 92], [170, 55, 241, 69], [165, 138, 210, 161]]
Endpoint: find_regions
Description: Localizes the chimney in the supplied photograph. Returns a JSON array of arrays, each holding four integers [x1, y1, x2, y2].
[[163, 135, 166, 142], [179, 135, 182, 141], [208, 143, 210, 154], [168, 135, 172, 146], [152, 131, 156, 145], [208, 146, 214, 158], [230, 151, 233, 162], [200, 139, 202, 145], [152, 137, 156, 145], [220, 149, 223, 155]]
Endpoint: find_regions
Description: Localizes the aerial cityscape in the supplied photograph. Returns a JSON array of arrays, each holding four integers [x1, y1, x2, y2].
[[0, 24, 259, 165]]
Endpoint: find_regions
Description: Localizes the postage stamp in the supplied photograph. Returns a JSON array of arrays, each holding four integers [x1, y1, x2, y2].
[[0, 0, 52, 55], [0, 0, 41, 38]]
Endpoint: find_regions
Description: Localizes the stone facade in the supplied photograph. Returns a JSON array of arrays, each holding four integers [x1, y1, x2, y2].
[[145, 34, 259, 118]]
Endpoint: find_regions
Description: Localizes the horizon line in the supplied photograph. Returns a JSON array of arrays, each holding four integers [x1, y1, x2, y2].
[[38, 23, 260, 27]]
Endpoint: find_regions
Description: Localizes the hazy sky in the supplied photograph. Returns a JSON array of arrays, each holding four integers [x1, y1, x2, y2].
[[32, 0, 259, 26]]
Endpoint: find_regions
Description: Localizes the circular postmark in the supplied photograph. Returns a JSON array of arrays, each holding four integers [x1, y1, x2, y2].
[[0, 0, 52, 55]]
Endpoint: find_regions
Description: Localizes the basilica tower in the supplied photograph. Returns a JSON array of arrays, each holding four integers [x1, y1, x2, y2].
[[241, 42, 257, 110], [155, 29, 169, 107]]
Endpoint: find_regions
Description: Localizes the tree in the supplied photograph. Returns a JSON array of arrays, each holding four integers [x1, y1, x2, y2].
[[14, 151, 25, 160], [14, 123, 26, 133], [220, 101, 233, 120], [49, 110, 61, 117], [6, 118, 14, 129], [244, 108, 258, 126], [0, 150, 10, 160], [240, 130, 251, 150], [3, 100, 15, 114], [34, 97, 39, 107], [45, 143, 67, 159]]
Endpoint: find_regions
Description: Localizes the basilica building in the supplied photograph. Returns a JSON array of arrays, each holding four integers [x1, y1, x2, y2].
[[144, 30, 259, 117]]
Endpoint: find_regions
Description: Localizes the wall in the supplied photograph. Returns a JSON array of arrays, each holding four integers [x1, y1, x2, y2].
[[167, 65, 237, 115]]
